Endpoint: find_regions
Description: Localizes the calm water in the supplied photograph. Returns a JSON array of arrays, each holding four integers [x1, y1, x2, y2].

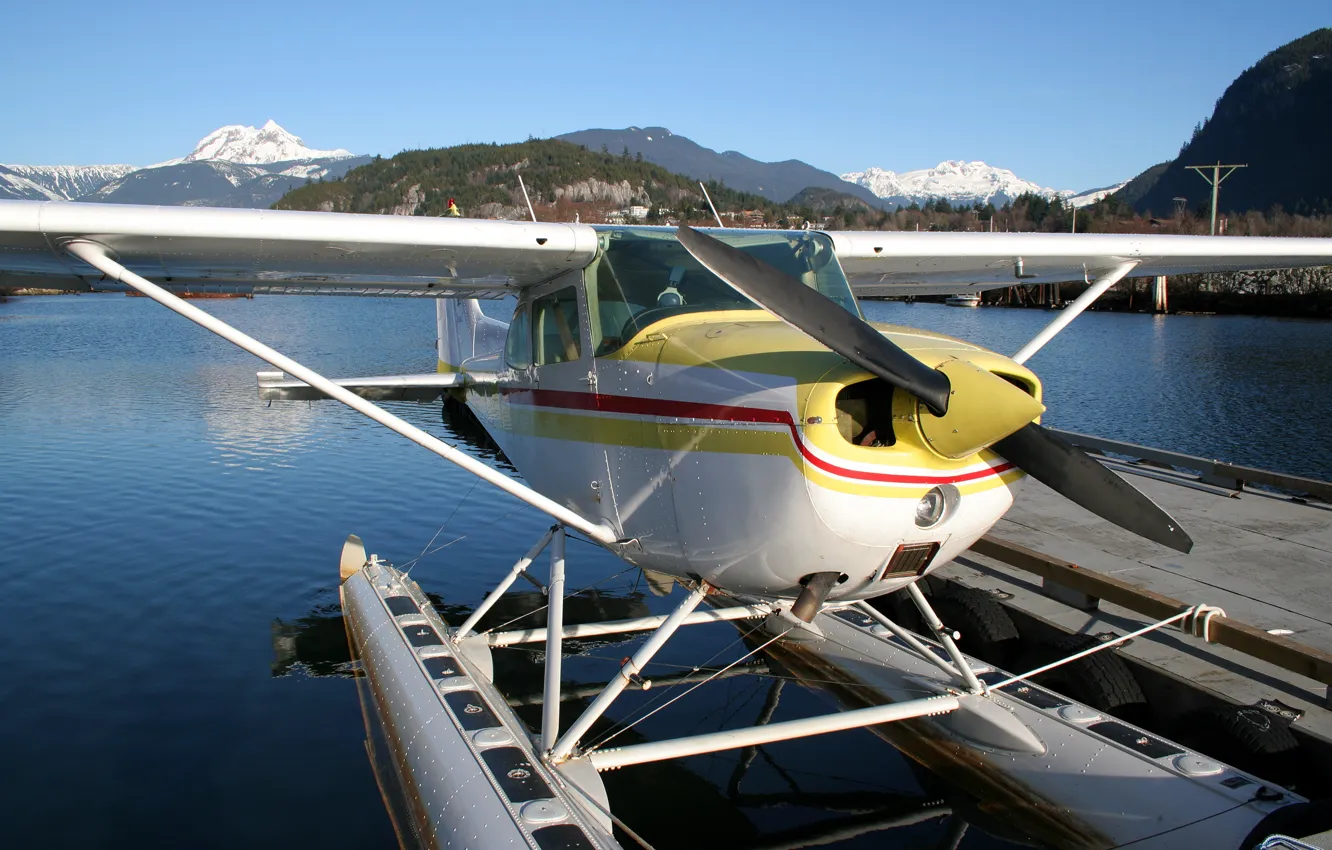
[[1, 294, 1328, 849]]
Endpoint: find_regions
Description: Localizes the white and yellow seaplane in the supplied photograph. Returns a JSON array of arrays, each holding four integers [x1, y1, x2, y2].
[[3, 198, 1331, 849]]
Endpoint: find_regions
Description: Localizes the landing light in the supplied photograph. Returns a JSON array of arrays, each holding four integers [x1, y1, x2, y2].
[[915, 486, 956, 529]]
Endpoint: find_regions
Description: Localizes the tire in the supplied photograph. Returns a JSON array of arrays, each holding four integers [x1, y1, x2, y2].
[[1241, 801, 1332, 849], [1016, 633, 1150, 724], [1172, 704, 1305, 791], [929, 586, 1021, 669]]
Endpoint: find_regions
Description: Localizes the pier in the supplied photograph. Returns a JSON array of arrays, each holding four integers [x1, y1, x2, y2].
[[926, 429, 1332, 793]]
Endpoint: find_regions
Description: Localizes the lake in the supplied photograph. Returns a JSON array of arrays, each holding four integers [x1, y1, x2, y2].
[[1, 294, 1328, 849]]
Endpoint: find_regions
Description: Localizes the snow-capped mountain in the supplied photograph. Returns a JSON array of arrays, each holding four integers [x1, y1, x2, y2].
[[156, 119, 353, 167], [4, 164, 140, 201], [1, 121, 368, 207], [842, 161, 1074, 209], [1066, 182, 1129, 208], [0, 165, 64, 201]]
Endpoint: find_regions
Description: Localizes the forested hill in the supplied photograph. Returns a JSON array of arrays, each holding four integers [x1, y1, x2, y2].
[[273, 138, 803, 222], [1126, 28, 1332, 217]]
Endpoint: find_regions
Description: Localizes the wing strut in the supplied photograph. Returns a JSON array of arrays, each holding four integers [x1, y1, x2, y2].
[[62, 240, 619, 546], [1012, 261, 1138, 364]]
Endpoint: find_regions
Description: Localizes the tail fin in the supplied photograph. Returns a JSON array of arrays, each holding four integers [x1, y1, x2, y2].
[[437, 299, 508, 372]]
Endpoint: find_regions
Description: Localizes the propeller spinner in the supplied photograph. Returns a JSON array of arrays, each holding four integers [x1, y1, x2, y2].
[[676, 225, 1193, 555]]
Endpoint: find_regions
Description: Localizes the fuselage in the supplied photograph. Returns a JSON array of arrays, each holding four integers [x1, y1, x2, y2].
[[450, 227, 1041, 604]]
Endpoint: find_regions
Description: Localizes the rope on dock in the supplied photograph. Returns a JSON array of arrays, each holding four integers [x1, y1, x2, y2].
[[1181, 604, 1228, 643], [986, 603, 1225, 692]]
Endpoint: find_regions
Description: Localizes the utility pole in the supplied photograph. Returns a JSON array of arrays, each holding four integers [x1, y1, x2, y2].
[[1186, 162, 1246, 235]]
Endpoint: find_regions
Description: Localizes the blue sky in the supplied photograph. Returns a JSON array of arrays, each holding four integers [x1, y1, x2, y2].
[[2, 0, 1327, 190]]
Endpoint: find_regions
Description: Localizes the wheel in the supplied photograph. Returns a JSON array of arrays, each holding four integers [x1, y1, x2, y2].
[[1015, 633, 1150, 724], [1241, 800, 1332, 849], [1171, 704, 1306, 791], [929, 585, 1020, 669]]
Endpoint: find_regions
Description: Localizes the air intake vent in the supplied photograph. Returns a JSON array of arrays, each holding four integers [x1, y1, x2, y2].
[[880, 543, 940, 580]]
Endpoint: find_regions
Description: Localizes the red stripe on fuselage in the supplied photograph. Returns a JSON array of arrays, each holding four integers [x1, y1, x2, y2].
[[500, 388, 1015, 485]]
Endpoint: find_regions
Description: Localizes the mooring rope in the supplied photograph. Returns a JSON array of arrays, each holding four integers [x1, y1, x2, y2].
[[987, 603, 1226, 692], [1181, 603, 1227, 642]]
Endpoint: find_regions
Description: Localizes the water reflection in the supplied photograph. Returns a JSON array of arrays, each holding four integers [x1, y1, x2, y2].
[[271, 601, 355, 678]]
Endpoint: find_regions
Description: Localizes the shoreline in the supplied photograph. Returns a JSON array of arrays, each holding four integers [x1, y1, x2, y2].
[[7, 288, 1329, 321]]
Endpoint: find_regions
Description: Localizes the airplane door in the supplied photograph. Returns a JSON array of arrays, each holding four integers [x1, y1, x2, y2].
[[525, 272, 618, 527], [530, 272, 592, 394]]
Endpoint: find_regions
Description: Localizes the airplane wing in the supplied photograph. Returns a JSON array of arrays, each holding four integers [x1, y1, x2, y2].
[[827, 230, 1332, 296], [0, 200, 598, 297]]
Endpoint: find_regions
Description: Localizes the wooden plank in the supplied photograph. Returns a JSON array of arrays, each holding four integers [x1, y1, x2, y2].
[[1049, 429, 1215, 471], [971, 535, 1332, 688], [1050, 429, 1332, 501], [1213, 462, 1332, 502]]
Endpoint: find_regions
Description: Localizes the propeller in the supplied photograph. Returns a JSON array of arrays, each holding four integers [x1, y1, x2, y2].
[[675, 225, 953, 417], [994, 424, 1193, 552], [676, 225, 1194, 554]]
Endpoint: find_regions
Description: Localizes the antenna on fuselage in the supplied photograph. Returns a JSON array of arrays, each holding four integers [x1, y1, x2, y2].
[[517, 173, 538, 222], [699, 182, 724, 228]]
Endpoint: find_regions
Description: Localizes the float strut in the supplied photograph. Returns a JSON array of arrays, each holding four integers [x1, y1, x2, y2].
[[454, 527, 556, 642], [541, 528, 567, 754], [905, 583, 984, 694], [587, 694, 959, 771], [856, 601, 968, 684], [550, 583, 709, 762]]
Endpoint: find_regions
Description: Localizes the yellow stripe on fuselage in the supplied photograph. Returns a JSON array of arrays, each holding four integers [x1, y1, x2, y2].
[[460, 311, 1034, 500], [496, 402, 1021, 500]]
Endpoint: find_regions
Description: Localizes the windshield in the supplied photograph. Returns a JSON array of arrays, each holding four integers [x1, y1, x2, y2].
[[587, 227, 859, 355]]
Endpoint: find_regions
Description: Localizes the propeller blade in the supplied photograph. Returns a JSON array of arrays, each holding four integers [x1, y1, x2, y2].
[[993, 423, 1194, 553], [676, 225, 952, 416]]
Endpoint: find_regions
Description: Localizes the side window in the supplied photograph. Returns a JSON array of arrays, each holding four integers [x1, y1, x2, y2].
[[504, 302, 531, 370], [532, 286, 582, 366]]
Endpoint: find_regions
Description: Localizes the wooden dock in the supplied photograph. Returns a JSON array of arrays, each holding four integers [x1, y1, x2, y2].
[[935, 431, 1332, 761]]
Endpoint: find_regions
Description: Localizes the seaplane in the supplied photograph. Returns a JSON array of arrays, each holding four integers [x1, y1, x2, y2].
[[4, 197, 1331, 849]]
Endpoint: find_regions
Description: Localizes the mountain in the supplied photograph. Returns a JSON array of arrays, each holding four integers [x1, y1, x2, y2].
[[787, 186, 876, 212], [4, 164, 139, 200], [274, 138, 806, 224], [1067, 182, 1128, 209], [157, 119, 353, 167], [0, 165, 64, 201], [1123, 28, 1332, 216], [0, 121, 365, 207], [841, 160, 1074, 209], [556, 126, 888, 208], [87, 155, 371, 208], [1115, 162, 1171, 209]]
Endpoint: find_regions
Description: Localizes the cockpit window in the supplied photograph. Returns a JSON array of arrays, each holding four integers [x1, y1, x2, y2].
[[504, 301, 531, 370], [587, 228, 860, 356]]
